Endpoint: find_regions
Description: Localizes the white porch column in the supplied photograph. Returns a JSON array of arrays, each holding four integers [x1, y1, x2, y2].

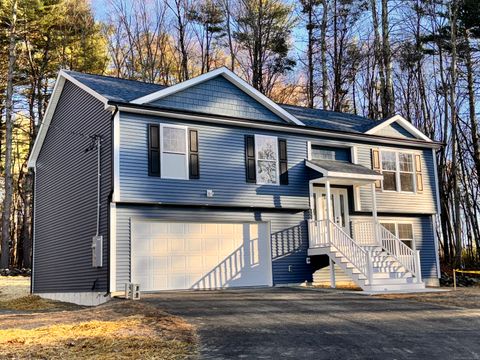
[[371, 182, 378, 221], [325, 180, 332, 244], [329, 258, 336, 288], [371, 182, 379, 245]]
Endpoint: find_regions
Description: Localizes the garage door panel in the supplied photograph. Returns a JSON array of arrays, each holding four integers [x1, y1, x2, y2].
[[132, 221, 272, 291]]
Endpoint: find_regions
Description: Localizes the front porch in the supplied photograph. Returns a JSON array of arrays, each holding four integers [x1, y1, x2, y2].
[[305, 159, 424, 292]]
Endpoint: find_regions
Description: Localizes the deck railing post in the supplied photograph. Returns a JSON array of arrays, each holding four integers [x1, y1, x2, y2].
[[367, 250, 373, 285], [415, 250, 422, 283]]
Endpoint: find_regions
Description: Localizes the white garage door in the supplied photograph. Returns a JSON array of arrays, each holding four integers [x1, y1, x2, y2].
[[131, 221, 272, 291]]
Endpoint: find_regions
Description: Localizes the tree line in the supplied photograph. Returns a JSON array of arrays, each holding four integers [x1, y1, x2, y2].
[[0, 0, 478, 270]]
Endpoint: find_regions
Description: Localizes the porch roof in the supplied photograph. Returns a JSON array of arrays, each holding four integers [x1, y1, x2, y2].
[[306, 159, 383, 185]]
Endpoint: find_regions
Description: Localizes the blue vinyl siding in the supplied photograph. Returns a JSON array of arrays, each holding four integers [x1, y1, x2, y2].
[[376, 122, 417, 140], [119, 114, 438, 215], [34, 81, 111, 292], [119, 112, 310, 209], [114, 205, 311, 291], [350, 215, 438, 281], [150, 76, 285, 123]]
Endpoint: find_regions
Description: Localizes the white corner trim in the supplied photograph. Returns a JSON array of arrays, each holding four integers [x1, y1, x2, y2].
[[36, 292, 110, 306], [27, 70, 110, 168], [110, 203, 117, 292], [432, 148, 441, 215], [112, 111, 121, 202], [365, 114, 432, 142], [130, 67, 304, 126]]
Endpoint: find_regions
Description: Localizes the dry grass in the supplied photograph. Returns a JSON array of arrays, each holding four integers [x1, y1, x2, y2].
[[0, 300, 197, 359], [375, 287, 480, 309], [0, 295, 76, 311], [0, 276, 30, 301]]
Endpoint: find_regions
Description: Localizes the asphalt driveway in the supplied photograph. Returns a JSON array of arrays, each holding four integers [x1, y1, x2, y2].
[[142, 287, 480, 360]]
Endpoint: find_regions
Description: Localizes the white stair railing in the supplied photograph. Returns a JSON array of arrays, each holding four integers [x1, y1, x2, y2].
[[351, 220, 422, 283], [377, 223, 422, 282], [308, 220, 372, 284]]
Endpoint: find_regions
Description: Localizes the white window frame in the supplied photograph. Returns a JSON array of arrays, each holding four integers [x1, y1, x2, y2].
[[380, 221, 416, 250], [160, 124, 189, 180], [379, 149, 419, 194], [255, 134, 280, 186]]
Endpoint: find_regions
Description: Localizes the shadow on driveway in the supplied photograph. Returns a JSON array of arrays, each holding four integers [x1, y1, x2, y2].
[[142, 287, 480, 360]]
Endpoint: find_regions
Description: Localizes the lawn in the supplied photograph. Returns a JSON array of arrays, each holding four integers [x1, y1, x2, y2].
[[0, 277, 198, 359]]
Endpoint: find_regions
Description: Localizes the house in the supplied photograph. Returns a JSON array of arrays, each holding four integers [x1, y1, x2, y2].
[[27, 67, 442, 306]]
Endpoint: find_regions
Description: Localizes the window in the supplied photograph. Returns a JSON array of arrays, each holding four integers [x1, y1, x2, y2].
[[161, 124, 188, 179], [380, 222, 414, 249], [379, 150, 420, 193], [399, 153, 414, 192], [312, 149, 335, 161], [255, 135, 279, 185], [381, 151, 397, 191]]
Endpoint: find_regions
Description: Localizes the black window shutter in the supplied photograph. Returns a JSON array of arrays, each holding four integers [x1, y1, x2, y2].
[[148, 124, 160, 177], [189, 129, 200, 179], [245, 135, 256, 183], [278, 139, 288, 185]]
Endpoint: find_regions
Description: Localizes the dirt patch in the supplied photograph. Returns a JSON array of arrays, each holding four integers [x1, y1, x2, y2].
[[0, 300, 197, 359], [375, 287, 480, 309], [0, 276, 30, 301]]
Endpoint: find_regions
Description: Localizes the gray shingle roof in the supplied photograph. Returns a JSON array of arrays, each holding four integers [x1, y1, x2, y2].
[[64, 71, 379, 134], [65, 70, 166, 103], [280, 104, 378, 133], [307, 159, 381, 176]]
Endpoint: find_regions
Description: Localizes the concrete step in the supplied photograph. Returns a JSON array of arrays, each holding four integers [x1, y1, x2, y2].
[[362, 282, 425, 292]]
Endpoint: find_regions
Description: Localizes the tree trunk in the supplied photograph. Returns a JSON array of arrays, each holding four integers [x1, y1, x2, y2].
[[1, 0, 17, 269], [371, 0, 386, 118], [464, 28, 480, 184], [306, 0, 315, 108], [449, 1, 462, 267], [381, 0, 394, 116], [320, 0, 328, 109]]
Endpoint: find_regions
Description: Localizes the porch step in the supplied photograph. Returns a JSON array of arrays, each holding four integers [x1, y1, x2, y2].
[[311, 244, 424, 292]]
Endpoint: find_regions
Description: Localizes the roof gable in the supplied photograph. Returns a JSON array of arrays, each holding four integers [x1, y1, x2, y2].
[[131, 67, 304, 126], [365, 115, 431, 142], [149, 75, 285, 123]]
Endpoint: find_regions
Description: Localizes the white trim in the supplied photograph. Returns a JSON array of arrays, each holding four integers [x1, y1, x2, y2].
[[160, 123, 189, 180], [109, 203, 117, 293], [307, 141, 312, 160], [432, 148, 441, 215], [365, 114, 432, 142], [27, 70, 111, 168], [254, 134, 280, 186], [31, 170, 37, 292], [351, 146, 358, 164], [354, 185, 362, 211], [379, 149, 418, 193], [130, 67, 304, 126], [117, 106, 441, 149], [305, 160, 383, 181], [112, 111, 121, 202]]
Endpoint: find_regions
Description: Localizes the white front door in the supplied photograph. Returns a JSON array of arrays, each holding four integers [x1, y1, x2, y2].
[[314, 187, 350, 234]]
